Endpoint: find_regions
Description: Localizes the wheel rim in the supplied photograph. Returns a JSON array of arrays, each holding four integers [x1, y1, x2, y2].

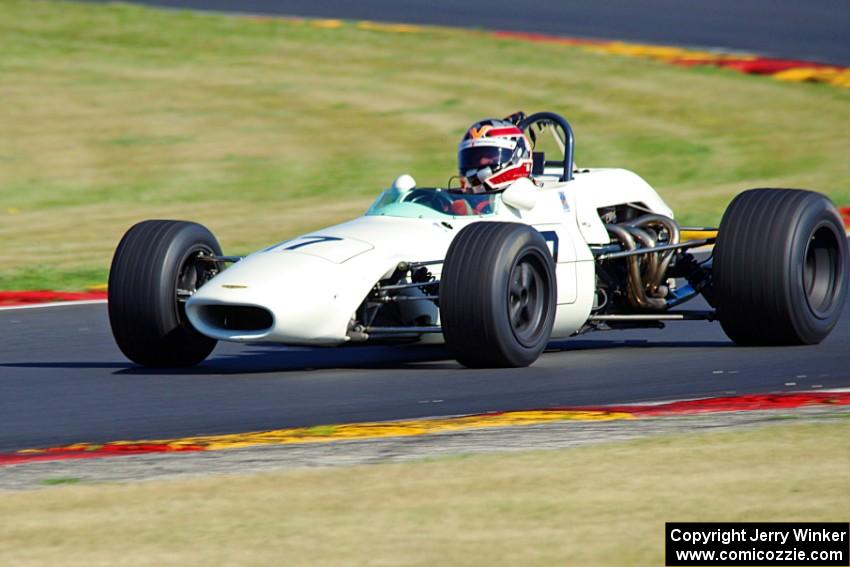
[[802, 224, 842, 319], [174, 246, 217, 323], [507, 253, 548, 346]]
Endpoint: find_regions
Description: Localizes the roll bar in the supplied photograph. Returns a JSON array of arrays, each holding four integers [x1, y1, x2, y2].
[[518, 111, 576, 182]]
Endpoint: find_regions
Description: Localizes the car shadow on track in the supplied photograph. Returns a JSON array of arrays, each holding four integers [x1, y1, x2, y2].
[[0, 344, 458, 375], [0, 339, 731, 375], [546, 338, 732, 352], [141, 344, 459, 375]]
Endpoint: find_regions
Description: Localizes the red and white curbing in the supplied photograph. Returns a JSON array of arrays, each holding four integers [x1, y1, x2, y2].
[[841, 207, 850, 230], [0, 291, 107, 310]]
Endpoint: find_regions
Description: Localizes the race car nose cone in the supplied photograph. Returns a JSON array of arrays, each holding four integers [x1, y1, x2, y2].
[[185, 249, 372, 345]]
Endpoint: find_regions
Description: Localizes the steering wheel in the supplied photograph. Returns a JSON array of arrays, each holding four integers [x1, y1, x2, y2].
[[402, 189, 456, 211]]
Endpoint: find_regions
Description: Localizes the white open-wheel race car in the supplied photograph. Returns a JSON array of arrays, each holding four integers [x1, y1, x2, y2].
[[108, 111, 849, 368]]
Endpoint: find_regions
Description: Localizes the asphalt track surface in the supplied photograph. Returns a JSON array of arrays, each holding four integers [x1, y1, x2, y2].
[[2, 300, 849, 452], [85, 0, 850, 66]]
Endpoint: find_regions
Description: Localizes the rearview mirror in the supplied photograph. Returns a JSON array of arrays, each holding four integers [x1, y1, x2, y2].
[[501, 178, 539, 211]]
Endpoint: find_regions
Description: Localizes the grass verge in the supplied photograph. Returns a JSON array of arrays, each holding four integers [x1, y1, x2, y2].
[[1, 419, 848, 566], [1, 1, 848, 288]]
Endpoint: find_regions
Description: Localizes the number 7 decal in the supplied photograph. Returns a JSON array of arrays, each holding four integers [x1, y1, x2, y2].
[[539, 230, 559, 262], [283, 236, 343, 250]]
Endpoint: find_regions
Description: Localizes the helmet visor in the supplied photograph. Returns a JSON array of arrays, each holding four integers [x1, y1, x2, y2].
[[458, 146, 514, 176]]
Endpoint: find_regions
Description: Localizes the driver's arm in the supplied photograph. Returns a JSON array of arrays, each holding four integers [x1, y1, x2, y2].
[[449, 199, 474, 216]]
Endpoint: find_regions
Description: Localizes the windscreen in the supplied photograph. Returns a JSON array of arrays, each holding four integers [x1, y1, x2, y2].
[[366, 188, 497, 219]]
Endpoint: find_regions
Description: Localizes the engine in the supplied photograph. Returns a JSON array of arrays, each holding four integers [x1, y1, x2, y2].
[[594, 204, 711, 317]]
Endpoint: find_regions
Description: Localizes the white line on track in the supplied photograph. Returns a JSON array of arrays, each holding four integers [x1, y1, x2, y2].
[[0, 299, 107, 312]]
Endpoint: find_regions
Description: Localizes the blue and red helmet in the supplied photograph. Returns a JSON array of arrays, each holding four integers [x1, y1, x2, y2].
[[458, 118, 533, 193]]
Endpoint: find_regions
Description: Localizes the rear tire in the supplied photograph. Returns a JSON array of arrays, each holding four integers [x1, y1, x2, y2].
[[440, 222, 556, 368], [108, 220, 222, 367], [713, 188, 848, 345]]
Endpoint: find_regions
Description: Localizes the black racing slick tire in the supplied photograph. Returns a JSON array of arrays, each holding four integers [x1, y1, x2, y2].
[[712, 188, 848, 346], [108, 220, 222, 367], [440, 222, 557, 368]]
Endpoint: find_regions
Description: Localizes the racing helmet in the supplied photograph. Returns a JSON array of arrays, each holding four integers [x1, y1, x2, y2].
[[457, 118, 533, 193]]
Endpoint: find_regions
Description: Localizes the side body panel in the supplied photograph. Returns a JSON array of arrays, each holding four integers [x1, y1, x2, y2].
[[567, 168, 675, 244], [531, 168, 675, 337]]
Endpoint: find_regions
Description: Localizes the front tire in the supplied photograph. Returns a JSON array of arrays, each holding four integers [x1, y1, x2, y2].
[[440, 222, 556, 368], [108, 220, 222, 367], [713, 188, 848, 345]]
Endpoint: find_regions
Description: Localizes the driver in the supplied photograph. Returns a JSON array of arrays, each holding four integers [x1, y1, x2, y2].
[[449, 114, 534, 215]]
